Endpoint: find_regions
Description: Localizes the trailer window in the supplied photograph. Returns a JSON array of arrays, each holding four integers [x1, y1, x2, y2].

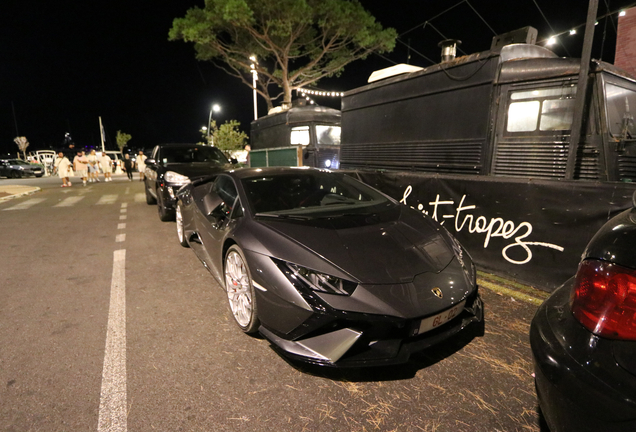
[[605, 83, 636, 138], [540, 99, 575, 131], [507, 101, 540, 132], [506, 86, 576, 133], [291, 126, 310, 145], [315, 125, 341, 145]]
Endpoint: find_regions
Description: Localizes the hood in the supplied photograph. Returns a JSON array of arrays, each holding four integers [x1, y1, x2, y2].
[[258, 206, 456, 284], [315, 258, 474, 318], [163, 163, 229, 179]]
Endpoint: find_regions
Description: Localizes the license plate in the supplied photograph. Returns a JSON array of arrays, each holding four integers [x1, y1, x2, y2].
[[416, 300, 466, 335]]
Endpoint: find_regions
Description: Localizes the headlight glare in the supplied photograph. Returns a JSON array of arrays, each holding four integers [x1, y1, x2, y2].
[[165, 171, 190, 185]]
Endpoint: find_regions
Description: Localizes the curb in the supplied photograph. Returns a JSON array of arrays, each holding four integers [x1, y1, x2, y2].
[[476, 270, 549, 306], [0, 187, 41, 203]]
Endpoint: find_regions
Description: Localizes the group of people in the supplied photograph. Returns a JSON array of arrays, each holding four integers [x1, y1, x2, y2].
[[53, 150, 146, 187]]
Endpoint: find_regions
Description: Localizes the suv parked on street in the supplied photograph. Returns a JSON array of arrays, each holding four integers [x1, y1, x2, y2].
[[144, 143, 235, 221]]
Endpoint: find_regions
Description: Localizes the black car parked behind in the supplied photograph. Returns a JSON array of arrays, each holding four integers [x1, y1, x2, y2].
[[530, 190, 636, 432], [144, 143, 235, 221]]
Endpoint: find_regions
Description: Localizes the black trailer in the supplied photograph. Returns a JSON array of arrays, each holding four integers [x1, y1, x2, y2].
[[250, 102, 341, 169], [340, 38, 636, 290]]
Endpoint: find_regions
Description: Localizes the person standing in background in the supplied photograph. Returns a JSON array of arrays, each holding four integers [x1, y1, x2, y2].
[[53, 151, 72, 187], [87, 149, 100, 182], [73, 150, 89, 186], [136, 150, 147, 181], [122, 153, 134, 181], [99, 152, 113, 182], [244, 144, 251, 167]]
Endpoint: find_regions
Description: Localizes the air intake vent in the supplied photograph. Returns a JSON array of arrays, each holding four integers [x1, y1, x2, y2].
[[493, 142, 568, 178], [340, 140, 482, 174], [618, 154, 636, 182]]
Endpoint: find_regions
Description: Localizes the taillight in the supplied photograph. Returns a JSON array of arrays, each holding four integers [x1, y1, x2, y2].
[[571, 259, 636, 340]]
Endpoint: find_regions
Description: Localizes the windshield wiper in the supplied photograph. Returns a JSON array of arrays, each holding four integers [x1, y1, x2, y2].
[[255, 213, 314, 220]]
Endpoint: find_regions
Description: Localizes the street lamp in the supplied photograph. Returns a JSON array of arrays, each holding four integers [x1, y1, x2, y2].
[[207, 104, 221, 145], [250, 56, 258, 120]]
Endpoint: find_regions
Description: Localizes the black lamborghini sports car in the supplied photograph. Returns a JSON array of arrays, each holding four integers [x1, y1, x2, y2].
[[175, 167, 483, 367]]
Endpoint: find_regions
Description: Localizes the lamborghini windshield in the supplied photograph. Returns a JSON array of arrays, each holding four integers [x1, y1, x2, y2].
[[242, 171, 392, 216]]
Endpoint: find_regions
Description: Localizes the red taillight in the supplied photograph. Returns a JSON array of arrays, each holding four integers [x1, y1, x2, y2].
[[571, 259, 636, 340]]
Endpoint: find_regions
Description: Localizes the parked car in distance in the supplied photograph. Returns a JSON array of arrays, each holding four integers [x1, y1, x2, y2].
[[530, 190, 636, 432], [0, 159, 44, 178], [144, 143, 235, 221], [175, 167, 484, 367]]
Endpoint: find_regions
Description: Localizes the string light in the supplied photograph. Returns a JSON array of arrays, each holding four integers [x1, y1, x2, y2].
[[538, 7, 629, 46], [297, 88, 345, 98]]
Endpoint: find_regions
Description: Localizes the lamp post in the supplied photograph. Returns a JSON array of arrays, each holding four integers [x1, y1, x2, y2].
[[207, 104, 220, 145], [250, 56, 258, 120]]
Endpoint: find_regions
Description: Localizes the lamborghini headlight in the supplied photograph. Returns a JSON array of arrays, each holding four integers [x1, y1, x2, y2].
[[165, 171, 190, 186], [278, 261, 357, 296]]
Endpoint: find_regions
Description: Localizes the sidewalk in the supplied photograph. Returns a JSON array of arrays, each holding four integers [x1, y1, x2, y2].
[[0, 185, 41, 203]]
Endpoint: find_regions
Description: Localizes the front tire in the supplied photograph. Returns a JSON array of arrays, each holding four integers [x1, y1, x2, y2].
[[145, 182, 156, 205], [10, 171, 21, 179], [175, 204, 189, 248], [224, 245, 259, 334], [157, 192, 174, 222]]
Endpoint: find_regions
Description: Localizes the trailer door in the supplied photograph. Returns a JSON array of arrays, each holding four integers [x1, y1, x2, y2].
[[492, 82, 582, 179], [602, 77, 636, 182]]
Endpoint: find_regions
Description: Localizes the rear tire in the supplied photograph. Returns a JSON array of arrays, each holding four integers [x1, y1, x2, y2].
[[225, 245, 260, 334]]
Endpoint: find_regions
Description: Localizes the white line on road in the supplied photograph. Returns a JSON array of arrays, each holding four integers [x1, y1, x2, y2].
[[53, 196, 85, 207], [96, 195, 119, 205], [125, 187, 130, 195], [2, 198, 46, 211], [115, 234, 126, 242], [134, 193, 145, 203], [97, 249, 127, 432], [117, 223, 126, 230], [119, 215, 127, 220], [121, 203, 127, 208]]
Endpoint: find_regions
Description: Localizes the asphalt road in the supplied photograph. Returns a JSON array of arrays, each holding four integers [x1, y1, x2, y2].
[[0, 175, 546, 432]]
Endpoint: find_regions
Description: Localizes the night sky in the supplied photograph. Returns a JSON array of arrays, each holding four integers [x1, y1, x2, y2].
[[2, 0, 635, 156]]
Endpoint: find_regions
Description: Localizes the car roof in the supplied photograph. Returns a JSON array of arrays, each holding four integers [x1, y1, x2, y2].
[[156, 143, 202, 148], [225, 166, 337, 180]]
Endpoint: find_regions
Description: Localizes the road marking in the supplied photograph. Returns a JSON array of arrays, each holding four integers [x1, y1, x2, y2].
[[120, 209, 127, 213], [115, 234, 126, 242], [53, 196, 85, 207], [477, 276, 544, 306], [117, 223, 126, 230], [96, 194, 119, 205], [119, 215, 127, 220], [2, 198, 46, 210], [134, 193, 145, 203], [97, 249, 127, 432], [125, 187, 130, 195], [121, 203, 127, 208]]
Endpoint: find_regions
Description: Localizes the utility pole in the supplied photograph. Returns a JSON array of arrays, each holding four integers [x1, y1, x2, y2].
[[565, 0, 599, 180], [11, 101, 19, 136]]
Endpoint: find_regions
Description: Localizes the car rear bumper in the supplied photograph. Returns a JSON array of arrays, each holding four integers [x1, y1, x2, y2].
[[530, 280, 636, 432]]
